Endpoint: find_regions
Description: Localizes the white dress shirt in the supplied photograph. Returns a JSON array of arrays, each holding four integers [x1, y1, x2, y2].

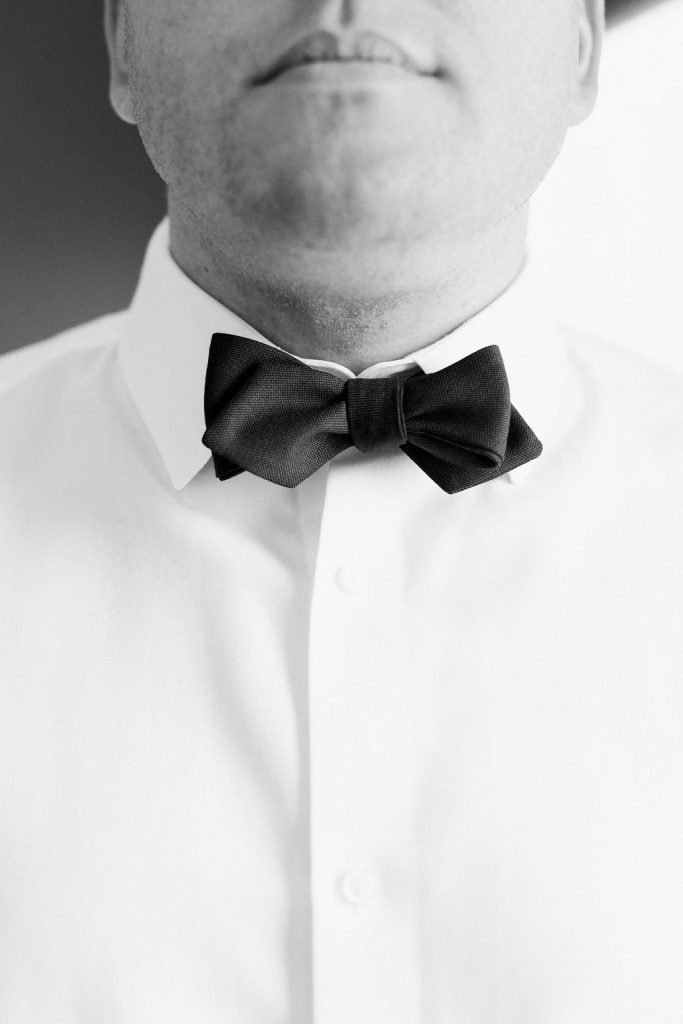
[[1, 220, 682, 1024]]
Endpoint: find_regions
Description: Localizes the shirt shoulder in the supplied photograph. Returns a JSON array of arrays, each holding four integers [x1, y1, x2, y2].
[[560, 323, 683, 436], [561, 321, 683, 379], [0, 312, 126, 396], [0, 313, 137, 501]]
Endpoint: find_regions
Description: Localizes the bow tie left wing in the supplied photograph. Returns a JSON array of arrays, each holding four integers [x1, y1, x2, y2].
[[203, 334, 351, 486]]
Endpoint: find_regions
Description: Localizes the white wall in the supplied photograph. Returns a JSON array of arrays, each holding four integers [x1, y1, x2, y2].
[[530, 0, 683, 371]]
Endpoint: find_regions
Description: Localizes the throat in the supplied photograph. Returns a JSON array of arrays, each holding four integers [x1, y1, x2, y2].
[[168, 197, 529, 374]]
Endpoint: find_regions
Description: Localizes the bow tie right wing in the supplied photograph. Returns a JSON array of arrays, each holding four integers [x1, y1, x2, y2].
[[402, 347, 512, 464], [401, 346, 542, 493]]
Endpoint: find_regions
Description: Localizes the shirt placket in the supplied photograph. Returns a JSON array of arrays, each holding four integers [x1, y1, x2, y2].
[[306, 450, 421, 1024]]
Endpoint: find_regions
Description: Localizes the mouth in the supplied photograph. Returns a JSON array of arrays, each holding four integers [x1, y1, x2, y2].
[[255, 29, 435, 86]]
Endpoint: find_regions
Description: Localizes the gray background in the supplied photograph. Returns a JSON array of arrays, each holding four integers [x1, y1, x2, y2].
[[0, 0, 670, 354]]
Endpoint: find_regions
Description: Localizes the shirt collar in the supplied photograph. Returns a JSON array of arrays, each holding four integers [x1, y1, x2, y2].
[[119, 218, 570, 491]]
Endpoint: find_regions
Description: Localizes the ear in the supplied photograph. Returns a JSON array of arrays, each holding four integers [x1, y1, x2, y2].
[[104, 0, 136, 124], [569, 0, 604, 125]]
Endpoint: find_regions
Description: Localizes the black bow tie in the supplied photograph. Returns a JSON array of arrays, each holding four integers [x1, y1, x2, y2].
[[202, 334, 542, 493]]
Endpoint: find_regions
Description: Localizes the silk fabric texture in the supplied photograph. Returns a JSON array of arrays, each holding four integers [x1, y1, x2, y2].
[[202, 335, 542, 492]]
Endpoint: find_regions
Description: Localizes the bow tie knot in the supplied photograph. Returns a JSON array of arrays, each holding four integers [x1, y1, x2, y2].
[[346, 375, 408, 453], [202, 334, 542, 493]]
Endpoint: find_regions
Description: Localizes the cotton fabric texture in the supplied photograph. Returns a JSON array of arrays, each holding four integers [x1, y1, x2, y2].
[[1, 220, 682, 1024]]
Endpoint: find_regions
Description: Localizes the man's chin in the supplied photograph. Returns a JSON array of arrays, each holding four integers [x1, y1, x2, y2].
[[244, 173, 410, 249]]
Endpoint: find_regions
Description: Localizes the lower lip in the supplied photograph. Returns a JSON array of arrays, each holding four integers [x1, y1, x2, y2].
[[267, 60, 424, 85]]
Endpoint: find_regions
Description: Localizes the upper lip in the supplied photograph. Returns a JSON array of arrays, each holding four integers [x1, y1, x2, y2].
[[255, 29, 432, 85]]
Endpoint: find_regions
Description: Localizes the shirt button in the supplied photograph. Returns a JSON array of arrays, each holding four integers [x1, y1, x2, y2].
[[340, 869, 378, 905], [335, 561, 368, 595]]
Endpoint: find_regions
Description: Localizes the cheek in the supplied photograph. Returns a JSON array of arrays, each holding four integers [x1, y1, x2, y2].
[[466, 12, 576, 179], [458, 0, 576, 125], [130, 45, 240, 191]]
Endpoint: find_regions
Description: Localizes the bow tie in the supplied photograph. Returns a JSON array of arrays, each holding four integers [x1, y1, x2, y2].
[[202, 334, 542, 494]]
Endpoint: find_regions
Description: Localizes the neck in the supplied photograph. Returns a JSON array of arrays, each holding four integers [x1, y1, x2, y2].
[[168, 194, 529, 374]]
